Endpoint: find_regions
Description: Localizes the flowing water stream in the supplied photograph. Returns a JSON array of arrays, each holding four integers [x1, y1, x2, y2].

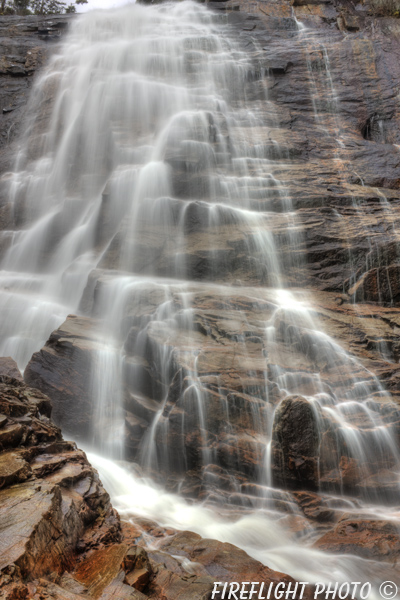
[[1, 1, 400, 592]]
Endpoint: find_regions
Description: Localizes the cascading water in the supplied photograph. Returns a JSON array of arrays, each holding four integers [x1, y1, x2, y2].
[[1, 0, 400, 592]]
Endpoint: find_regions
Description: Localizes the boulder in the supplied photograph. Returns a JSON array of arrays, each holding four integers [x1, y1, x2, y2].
[[0, 357, 23, 381], [24, 315, 102, 438], [314, 517, 400, 561], [271, 395, 322, 490]]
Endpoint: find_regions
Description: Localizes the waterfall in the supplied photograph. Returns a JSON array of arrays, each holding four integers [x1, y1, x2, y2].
[[1, 0, 400, 592]]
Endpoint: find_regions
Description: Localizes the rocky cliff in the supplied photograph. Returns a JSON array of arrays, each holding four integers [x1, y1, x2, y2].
[[0, 13, 72, 234], [0, 14, 72, 167], [0, 358, 122, 598], [0, 358, 299, 599]]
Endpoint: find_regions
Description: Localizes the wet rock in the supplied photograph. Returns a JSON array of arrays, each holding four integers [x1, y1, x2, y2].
[[0, 421, 24, 449], [0, 450, 31, 488], [349, 265, 400, 304], [0, 14, 72, 179], [74, 544, 131, 597], [123, 547, 153, 591], [293, 491, 336, 523], [291, 0, 331, 4], [25, 279, 400, 500], [125, 411, 148, 454], [341, 14, 361, 31], [0, 377, 121, 596], [152, 530, 298, 598], [314, 517, 400, 561], [266, 59, 292, 74], [121, 519, 302, 600], [271, 395, 321, 490], [0, 357, 23, 381], [5, 339, 303, 599], [0, 481, 78, 578], [208, 1, 240, 10], [24, 315, 102, 438]]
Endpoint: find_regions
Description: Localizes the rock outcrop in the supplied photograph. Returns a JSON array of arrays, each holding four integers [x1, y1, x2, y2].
[[271, 395, 322, 490], [0, 368, 122, 598], [0, 364, 305, 599], [0, 14, 72, 168], [24, 315, 103, 439], [314, 516, 400, 561], [0, 13, 72, 235], [25, 283, 400, 500]]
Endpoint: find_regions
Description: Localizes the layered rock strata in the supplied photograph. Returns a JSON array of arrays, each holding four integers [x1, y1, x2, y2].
[[24, 287, 400, 500], [0, 360, 300, 599], [0, 14, 72, 236], [0, 360, 121, 597], [0, 14, 71, 168]]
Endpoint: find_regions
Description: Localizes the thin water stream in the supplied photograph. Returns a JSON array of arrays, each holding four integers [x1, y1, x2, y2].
[[0, 1, 399, 592]]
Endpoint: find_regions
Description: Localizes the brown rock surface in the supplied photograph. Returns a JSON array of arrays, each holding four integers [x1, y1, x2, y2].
[[0, 375, 121, 597], [25, 282, 400, 498], [314, 516, 400, 561], [0, 357, 22, 381], [271, 395, 322, 490], [121, 522, 303, 600], [0, 375, 303, 599], [24, 315, 104, 439]]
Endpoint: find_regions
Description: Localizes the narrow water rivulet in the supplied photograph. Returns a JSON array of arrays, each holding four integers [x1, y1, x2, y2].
[[1, 0, 400, 593]]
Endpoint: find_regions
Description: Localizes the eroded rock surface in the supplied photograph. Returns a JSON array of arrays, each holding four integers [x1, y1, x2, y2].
[[0, 15, 72, 169], [314, 516, 400, 561], [0, 372, 122, 598], [0, 371, 303, 599], [25, 281, 400, 501]]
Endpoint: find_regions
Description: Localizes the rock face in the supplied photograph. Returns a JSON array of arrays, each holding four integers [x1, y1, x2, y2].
[[0, 357, 23, 380], [75, 0, 400, 298], [8, 1, 400, 500], [120, 521, 301, 600], [0, 369, 301, 599], [0, 372, 121, 598], [0, 15, 71, 168], [25, 286, 400, 500], [271, 395, 321, 490], [0, 14, 72, 235], [314, 517, 400, 561], [24, 315, 104, 439]]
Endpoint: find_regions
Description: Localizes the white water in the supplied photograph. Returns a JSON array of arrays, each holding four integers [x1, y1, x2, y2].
[[89, 452, 399, 593], [1, 0, 400, 589]]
